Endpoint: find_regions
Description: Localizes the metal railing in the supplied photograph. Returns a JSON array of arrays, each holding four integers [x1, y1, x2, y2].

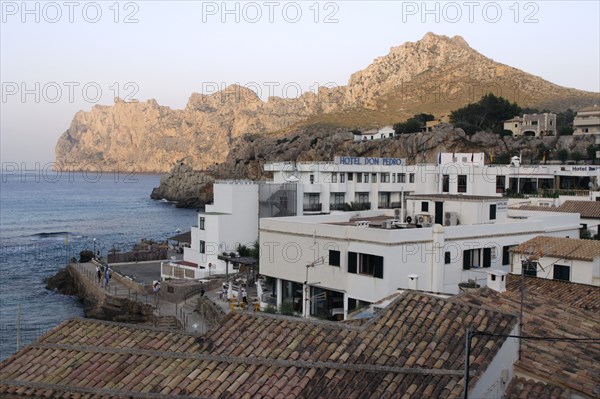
[[303, 203, 322, 212]]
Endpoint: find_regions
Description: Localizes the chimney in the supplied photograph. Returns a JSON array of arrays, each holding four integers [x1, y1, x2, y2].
[[487, 270, 508, 293], [408, 274, 419, 290]]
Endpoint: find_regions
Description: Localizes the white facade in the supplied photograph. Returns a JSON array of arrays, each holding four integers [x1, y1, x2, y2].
[[259, 208, 579, 319], [265, 154, 600, 215], [511, 250, 600, 286], [573, 105, 600, 135], [352, 126, 396, 141], [183, 181, 259, 279]]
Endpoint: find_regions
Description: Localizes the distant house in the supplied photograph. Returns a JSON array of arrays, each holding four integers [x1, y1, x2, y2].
[[422, 114, 450, 132], [353, 126, 395, 141], [573, 104, 600, 135], [503, 113, 557, 137], [510, 235, 600, 286]]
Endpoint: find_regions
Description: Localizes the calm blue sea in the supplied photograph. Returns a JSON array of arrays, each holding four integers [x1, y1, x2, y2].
[[0, 171, 197, 360]]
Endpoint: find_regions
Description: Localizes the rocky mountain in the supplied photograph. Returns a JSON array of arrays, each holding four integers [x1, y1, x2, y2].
[[151, 124, 596, 208], [56, 33, 598, 173]]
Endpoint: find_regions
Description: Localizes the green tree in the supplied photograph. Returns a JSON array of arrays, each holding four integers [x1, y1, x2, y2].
[[393, 118, 422, 135], [587, 145, 598, 160], [413, 113, 435, 124], [572, 151, 583, 163], [557, 149, 569, 164], [559, 126, 574, 136], [450, 94, 522, 135]]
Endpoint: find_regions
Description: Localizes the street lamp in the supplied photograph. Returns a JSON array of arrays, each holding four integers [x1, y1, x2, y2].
[[93, 238, 96, 259], [303, 257, 325, 318]]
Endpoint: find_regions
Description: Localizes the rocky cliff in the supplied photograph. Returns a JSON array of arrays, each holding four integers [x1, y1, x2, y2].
[[55, 33, 598, 173], [153, 124, 596, 208]]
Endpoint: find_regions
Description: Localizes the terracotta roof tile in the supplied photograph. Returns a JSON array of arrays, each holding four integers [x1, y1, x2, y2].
[[0, 292, 517, 398], [455, 281, 600, 398], [511, 235, 600, 261]]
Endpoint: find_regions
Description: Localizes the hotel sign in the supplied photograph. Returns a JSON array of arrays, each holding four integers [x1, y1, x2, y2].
[[335, 156, 404, 166]]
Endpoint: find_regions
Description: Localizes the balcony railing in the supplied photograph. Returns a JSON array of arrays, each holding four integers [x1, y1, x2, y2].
[[330, 203, 346, 211], [378, 202, 392, 209], [303, 203, 322, 212]]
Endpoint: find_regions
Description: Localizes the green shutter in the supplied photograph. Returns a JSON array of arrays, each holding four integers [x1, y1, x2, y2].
[[348, 252, 357, 274], [374, 256, 384, 279]]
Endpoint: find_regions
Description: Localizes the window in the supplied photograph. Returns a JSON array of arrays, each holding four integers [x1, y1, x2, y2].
[[496, 176, 506, 193], [348, 252, 383, 278], [457, 175, 467, 193], [347, 173, 353, 181], [310, 174, 314, 184], [523, 260, 537, 277], [371, 173, 377, 183], [199, 217, 205, 230], [329, 250, 340, 267], [444, 251, 451, 264], [442, 175, 449, 193], [409, 173, 415, 183], [331, 173, 337, 183], [364, 173, 369, 183], [398, 173, 406, 183], [463, 248, 481, 270], [553, 265, 570, 281], [200, 240, 206, 254], [340, 173, 345, 183], [483, 248, 492, 268], [489, 204, 497, 220], [357, 192, 369, 204], [392, 173, 396, 183], [502, 245, 514, 266], [356, 173, 362, 183], [421, 201, 429, 212], [381, 173, 390, 183]]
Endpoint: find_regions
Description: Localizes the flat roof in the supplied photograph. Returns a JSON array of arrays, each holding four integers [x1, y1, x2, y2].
[[407, 194, 504, 201]]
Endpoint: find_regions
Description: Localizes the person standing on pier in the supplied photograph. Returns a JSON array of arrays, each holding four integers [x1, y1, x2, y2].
[[104, 266, 111, 290], [96, 265, 102, 287]]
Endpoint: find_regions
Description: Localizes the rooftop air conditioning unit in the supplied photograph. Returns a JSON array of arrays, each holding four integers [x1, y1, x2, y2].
[[444, 212, 459, 226], [382, 220, 395, 229]]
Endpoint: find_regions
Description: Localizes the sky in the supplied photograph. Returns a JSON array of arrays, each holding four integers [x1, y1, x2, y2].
[[1, 0, 599, 166]]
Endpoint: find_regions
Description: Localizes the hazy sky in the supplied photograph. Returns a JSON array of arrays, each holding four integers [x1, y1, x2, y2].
[[1, 0, 599, 165]]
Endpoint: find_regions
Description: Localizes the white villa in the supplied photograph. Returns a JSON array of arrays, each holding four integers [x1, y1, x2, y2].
[[352, 126, 395, 141]]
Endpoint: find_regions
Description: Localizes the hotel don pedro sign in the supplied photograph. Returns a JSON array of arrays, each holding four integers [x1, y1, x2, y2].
[[334, 156, 404, 166]]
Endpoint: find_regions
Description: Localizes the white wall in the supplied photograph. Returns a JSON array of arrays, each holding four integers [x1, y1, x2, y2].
[[469, 324, 519, 399], [511, 253, 600, 286], [259, 211, 580, 305]]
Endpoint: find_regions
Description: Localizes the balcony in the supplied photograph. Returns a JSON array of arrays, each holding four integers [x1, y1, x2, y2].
[[378, 202, 392, 209], [330, 203, 346, 211], [303, 203, 322, 212]]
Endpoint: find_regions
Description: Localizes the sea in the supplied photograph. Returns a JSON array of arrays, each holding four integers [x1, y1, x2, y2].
[[0, 171, 198, 360]]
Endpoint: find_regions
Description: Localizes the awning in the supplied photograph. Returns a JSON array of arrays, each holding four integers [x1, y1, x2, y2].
[[167, 231, 191, 244]]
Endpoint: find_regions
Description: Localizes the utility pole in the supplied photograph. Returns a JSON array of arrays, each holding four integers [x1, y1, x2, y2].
[[463, 326, 473, 399]]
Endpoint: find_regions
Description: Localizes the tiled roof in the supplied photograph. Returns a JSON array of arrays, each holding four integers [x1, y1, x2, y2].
[[505, 274, 600, 311], [511, 235, 600, 261], [503, 377, 569, 399], [0, 291, 517, 399], [455, 281, 600, 398], [512, 200, 600, 218], [558, 200, 600, 218]]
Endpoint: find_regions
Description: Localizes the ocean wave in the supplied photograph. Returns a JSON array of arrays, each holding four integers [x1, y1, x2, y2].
[[33, 231, 70, 238]]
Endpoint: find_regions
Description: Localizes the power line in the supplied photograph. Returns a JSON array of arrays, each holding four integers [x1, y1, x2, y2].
[[472, 330, 600, 343]]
